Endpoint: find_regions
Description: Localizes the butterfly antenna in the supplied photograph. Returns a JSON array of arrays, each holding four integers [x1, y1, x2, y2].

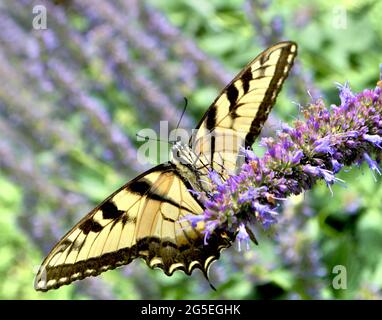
[[176, 97, 188, 131], [136, 133, 168, 144]]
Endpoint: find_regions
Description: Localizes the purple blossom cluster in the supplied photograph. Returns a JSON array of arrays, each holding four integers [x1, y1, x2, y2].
[[191, 83, 382, 249]]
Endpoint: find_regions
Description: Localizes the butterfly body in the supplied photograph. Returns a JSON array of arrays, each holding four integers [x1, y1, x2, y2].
[[35, 41, 297, 292]]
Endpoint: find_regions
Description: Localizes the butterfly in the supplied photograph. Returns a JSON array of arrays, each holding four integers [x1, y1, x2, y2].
[[34, 41, 297, 291]]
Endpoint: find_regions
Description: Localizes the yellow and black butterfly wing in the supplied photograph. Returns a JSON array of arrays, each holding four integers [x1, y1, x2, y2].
[[34, 163, 231, 291], [191, 41, 297, 175]]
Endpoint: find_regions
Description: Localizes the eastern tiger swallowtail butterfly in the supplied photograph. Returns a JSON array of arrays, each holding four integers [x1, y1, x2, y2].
[[35, 41, 297, 291]]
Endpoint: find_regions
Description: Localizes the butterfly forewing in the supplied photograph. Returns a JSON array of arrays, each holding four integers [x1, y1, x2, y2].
[[191, 41, 297, 175]]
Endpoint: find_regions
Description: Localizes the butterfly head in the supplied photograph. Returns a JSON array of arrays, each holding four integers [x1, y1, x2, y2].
[[170, 141, 198, 166]]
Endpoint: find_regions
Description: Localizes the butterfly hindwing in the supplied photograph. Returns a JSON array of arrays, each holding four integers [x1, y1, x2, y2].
[[34, 163, 231, 291], [191, 41, 297, 174]]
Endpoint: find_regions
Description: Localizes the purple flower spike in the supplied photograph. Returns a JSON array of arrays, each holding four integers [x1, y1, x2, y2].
[[253, 202, 278, 228], [319, 168, 337, 185], [313, 138, 333, 154], [238, 187, 257, 204], [331, 160, 343, 173], [281, 123, 294, 134], [364, 153, 381, 181], [185, 215, 204, 228], [363, 134, 382, 149], [337, 82, 355, 107], [208, 170, 223, 186], [291, 150, 304, 164], [236, 224, 250, 251], [245, 148, 258, 161], [203, 220, 220, 245], [303, 164, 320, 177], [186, 77, 382, 249]]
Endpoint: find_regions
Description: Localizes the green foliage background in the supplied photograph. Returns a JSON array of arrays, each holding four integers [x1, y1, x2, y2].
[[1, 0, 382, 299]]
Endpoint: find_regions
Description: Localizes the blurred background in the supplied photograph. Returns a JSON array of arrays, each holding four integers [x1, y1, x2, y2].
[[1, 0, 382, 299]]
